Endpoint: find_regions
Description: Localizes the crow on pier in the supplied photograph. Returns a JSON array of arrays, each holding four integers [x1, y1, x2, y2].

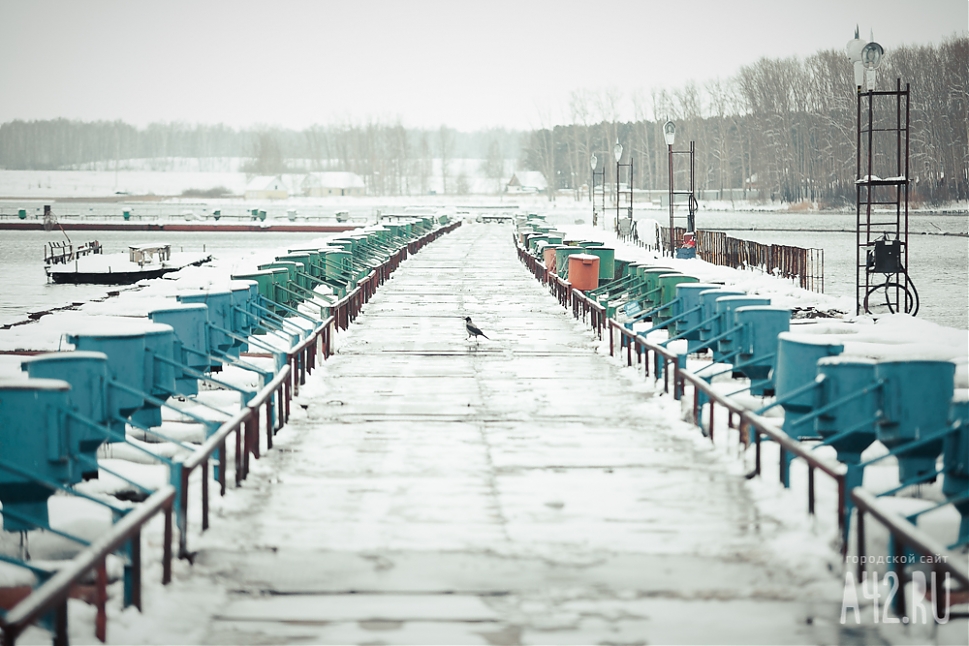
[[465, 316, 489, 341]]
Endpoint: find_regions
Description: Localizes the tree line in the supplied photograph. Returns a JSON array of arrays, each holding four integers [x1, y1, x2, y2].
[[0, 119, 521, 196], [522, 37, 967, 207]]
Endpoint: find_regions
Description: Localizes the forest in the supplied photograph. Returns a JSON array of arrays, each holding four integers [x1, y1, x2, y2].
[[522, 37, 967, 207], [0, 37, 965, 205]]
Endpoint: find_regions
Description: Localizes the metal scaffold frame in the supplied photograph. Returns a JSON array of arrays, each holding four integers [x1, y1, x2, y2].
[[855, 78, 918, 316]]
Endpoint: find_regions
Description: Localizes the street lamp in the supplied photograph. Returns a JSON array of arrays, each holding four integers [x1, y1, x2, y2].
[[861, 39, 884, 91], [590, 154, 599, 226], [614, 140, 623, 233], [665, 121, 676, 254], [845, 25, 867, 91]]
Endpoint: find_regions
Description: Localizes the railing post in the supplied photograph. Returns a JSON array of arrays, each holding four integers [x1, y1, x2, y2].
[[163, 504, 173, 584], [808, 466, 815, 516], [201, 460, 209, 531]]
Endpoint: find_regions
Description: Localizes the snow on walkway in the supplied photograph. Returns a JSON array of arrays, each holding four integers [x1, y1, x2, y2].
[[114, 223, 888, 645]]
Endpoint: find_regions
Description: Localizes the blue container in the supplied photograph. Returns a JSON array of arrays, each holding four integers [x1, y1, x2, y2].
[[178, 290, 234, 362], [670, 283, 721, 345], [22, 351, 110, 476], [0, 378, 72, 531], [815, 357, 880, 463], [712, 296, 770, 362], [944, 399, 969, 543], [774, 333, 844, 439], [150, 304, 210, 396], [697, 289, 745, 348], [733, 306, 790, 395], [230, 281, 257, 342], [875, 360, 955, 484], [66, 330, 147, 420], [129, 323, 177, 428]]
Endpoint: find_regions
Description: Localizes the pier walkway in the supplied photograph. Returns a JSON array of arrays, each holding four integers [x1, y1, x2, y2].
[[163, 224, 849, 644]]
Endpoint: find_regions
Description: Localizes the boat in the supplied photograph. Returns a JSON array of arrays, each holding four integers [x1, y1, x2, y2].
[[45, 242, 212, 285]]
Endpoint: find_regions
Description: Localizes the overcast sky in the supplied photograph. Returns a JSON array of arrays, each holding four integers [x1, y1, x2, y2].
[[1, 0, 965, 132]]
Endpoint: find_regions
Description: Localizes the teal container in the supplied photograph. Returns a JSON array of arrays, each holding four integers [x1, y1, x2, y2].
[[641, 269, 680, 311], [150, 303, 210, 395], [733, 306, 790, 395], [775, 334, 844, 439], [579, 240, 605, 248], [654, 274, 699, 325], [17, 208, 27, 220], [876, 360, 955, 483], [583, 246, 615, 280], [713, 296, 771, 362], [0, 378, 72, 531], [22, 351, 110, 476]]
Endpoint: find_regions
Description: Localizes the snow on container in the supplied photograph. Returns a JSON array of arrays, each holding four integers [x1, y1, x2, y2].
[[875, 359, 955, 484], [0, 378, 72, 531], [567, 254, 600, 292]]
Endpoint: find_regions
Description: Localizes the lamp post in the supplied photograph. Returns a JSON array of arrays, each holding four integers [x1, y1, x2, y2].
[[861, 40, 883, 91], [664, 120, 676, 255], [614, 140, 623, 234], [590, 154, 600, 227]]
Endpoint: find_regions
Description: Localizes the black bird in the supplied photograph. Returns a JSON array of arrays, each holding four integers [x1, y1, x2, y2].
[[465, 316, 489, 341]]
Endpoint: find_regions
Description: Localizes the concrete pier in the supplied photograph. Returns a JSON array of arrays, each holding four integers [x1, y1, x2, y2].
[[177, 224, 851, 644]]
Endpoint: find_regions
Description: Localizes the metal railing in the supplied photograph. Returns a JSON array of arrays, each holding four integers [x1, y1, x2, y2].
[[1, 220, 462, 645], [518, 238, 969, 622], [658, 226, 824, 293], [852, 488, 969, 620]]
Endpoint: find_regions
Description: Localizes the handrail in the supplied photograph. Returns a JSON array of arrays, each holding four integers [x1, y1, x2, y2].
[[2, 221, 461, 645], [0, 486, 176, 644], [852, 487, 969, 619]]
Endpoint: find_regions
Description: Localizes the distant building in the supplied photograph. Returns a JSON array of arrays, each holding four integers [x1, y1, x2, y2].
[[245, 175, 288, 200], [302, 172, 366, 197], [506, 171, 547, 193]]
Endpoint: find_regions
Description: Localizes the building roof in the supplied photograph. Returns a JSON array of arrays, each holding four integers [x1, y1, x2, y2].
[[246, 175, 286, 191], [508, 171, 547, 190]]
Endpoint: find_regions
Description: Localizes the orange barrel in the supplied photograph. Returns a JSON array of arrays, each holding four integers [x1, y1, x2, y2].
[[568, 253, 600, 291], [542, 244, 561, 272]]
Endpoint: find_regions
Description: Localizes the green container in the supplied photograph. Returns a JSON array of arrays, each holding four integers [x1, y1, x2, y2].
[[528, 235, 549, 253], [324, 250, 354, 285], [287, 249, 325, 277], [579, 241, 605, 248], [122, 210, 131, 221], [17, 208, 26, 220], [555, 247, 587, 279], [277, 254, 314, 287], [259, 210, 267, 222], [583, 246, 615, 280], [642, 268, 680, 310], [213, 209, 221, 221], [259, 262, 301, 306], [231, 270, 276, 306], [654, 274, 699, 324]]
